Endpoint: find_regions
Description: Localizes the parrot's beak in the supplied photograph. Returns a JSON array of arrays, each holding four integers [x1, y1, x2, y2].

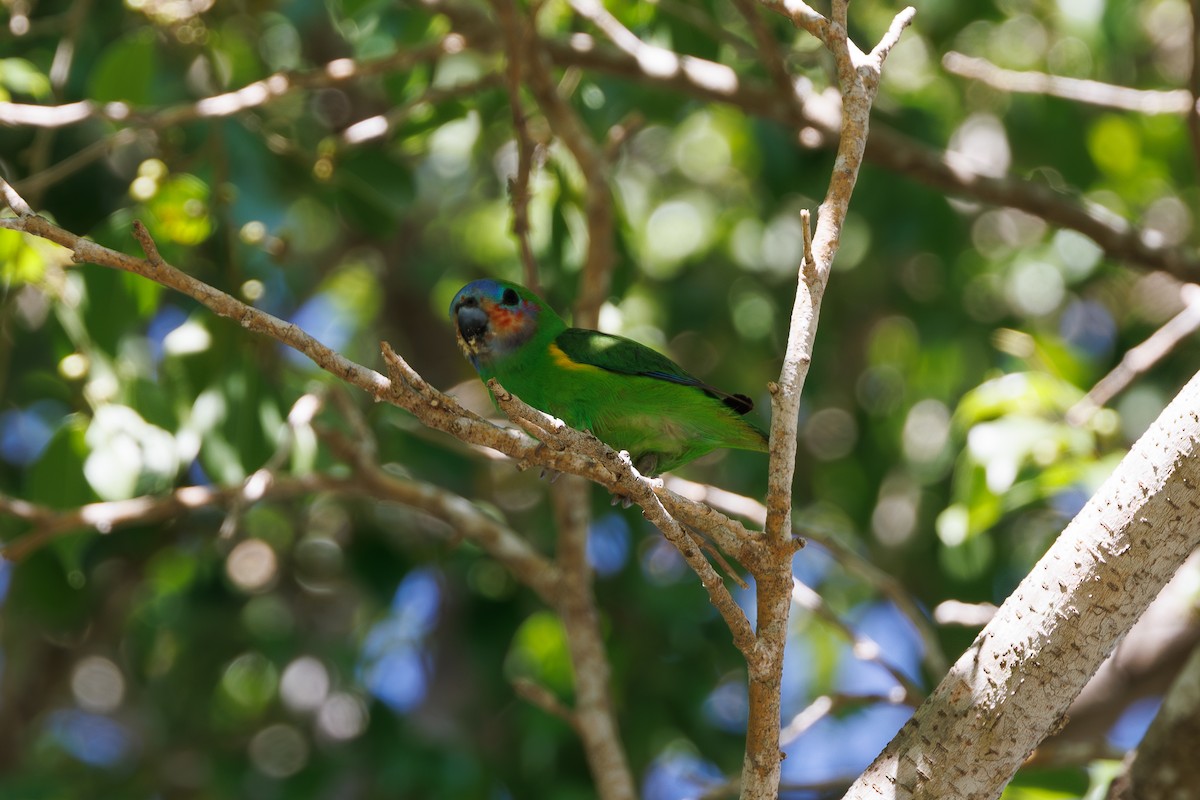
[[454, 301, 491, 353]]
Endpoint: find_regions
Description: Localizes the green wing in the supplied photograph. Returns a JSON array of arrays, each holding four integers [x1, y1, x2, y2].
[[555, 328, 755, 415]]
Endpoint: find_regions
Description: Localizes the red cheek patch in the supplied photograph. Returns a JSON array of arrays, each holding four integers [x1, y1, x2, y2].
[[488, 303, 532, 334]]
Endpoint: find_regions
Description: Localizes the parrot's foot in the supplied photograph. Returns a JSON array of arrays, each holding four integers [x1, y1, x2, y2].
[[633, 453, 660, 476], [539, 467, 561, 482]]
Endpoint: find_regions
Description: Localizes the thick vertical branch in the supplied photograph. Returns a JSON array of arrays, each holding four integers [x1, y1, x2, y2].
[[845, 370, 1200, 799], [739, 5, 915, 799]]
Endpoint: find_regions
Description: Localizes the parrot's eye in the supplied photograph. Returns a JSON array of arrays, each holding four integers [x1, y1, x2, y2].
[[501, 288, 519, 306]]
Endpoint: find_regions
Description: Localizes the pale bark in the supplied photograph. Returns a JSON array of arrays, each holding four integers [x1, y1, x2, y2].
[[845, 369, 1200, 800]]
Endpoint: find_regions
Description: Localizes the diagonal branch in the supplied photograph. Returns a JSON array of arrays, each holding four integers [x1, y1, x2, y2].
[[666, 475, 948, 678], [0, 184, 757, 619], [1068, 282, 1200, 426], [844, 368, 1200, 799], [944, 52, 1193, 114]]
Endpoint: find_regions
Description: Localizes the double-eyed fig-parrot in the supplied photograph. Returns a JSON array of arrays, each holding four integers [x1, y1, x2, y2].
[[450, 279, 768, 474]]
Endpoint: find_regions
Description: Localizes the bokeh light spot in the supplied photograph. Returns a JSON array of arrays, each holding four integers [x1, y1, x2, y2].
[[249, 723, 308, 778], [71, 656, 126, 714], [280, 656, 330, 713], [226, 539, 278, 594], [317, 692, 369, 741]]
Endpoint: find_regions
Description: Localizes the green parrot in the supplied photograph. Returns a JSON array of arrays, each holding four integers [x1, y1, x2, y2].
[[450, 279, 768, 474]]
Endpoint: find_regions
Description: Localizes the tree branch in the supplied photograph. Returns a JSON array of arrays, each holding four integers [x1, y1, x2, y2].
[[429, 0, 1200, 279], [1068, 283, 1200, 426], [943, 52, 1194, 114], [551, 473, 637, 800], [844, 369, 1200, 799], [492, 0, 543, 292], [524, 0, 615, 328], [734, 5, 914, 798]]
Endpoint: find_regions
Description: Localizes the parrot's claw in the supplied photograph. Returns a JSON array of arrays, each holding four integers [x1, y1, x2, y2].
[[609, 493, 634, 509], [539, 467, 561, 483]]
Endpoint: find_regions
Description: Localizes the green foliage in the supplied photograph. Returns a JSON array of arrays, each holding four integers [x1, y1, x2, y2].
[[1, 0, 1195, 797]]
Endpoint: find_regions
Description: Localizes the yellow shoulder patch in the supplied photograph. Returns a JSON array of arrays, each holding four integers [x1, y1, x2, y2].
[[548, 342, 605, 374]]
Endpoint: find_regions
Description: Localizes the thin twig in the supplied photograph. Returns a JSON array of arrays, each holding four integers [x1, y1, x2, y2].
[[1, 477, 333, 561], [492, 0, 543, 292], [217, 391, 326, 539], [0, 175, 34, 217], [1067, 283, 1200, 426], [0, 42, 456, 130], [1189, 0, 1200, 179], [511, 678, 578, 729], [665, 475, 948, 680], [780, 690, 912, 745], [731, 0, 796, 105], [737, 5, 915, 797], [319, 426, 564, 603], [792, 578, 924, 702], [943, 52, 1193, 115]]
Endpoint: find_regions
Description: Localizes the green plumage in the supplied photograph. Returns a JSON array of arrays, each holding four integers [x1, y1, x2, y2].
[[450, 280, 768, 474]]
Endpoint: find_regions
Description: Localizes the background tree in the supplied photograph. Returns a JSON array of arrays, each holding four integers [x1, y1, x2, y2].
[[2, 1, 1199, 799]]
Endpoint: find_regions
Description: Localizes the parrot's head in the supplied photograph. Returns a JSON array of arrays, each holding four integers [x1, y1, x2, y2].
[[450, 280, 545, 369]]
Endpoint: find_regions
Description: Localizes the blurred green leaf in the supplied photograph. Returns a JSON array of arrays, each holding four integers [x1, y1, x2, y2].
[[89, 31, 158, 104], [26, 416, 94, 509], [0, 58, 51, 99], [144, 174, 214, 246], [0, 228, 45, 284], [506, 611, 573, 696]]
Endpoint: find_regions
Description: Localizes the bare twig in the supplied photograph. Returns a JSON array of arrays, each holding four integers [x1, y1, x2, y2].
[[933, 599, 999, 628], [944, 52, 1193, 115], [666, 475, 947, 677], [0, 42, 456, 130], [1068, 283, 1200, 426], [492, 0, 543, 292], [0, 175, 34, 217], [1190, 0, 1200, 171], [338, 75, 503, 148], [13, 129, 146, 197], [217, 391, 326, 539], [2, 449, 564, 607], [511, 678, 578, 729], [731, 0, 797, 106], [792, 579, 924, 702], [780, 691, 912, 745], [1, 476, 331, 561], [318, 427, 564, 603]]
